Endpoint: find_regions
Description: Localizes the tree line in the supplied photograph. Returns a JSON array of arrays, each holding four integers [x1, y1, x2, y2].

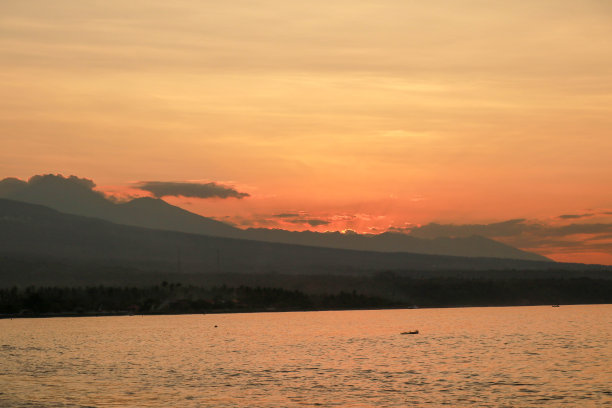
[[1, 277, 611, 317]]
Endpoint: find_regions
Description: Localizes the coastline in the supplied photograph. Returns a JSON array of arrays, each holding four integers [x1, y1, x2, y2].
[[3, 278, 611, 320], [2, 302, 610, 320]]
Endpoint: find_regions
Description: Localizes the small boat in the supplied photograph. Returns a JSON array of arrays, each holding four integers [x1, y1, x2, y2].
[[401, 330, 419, 335]]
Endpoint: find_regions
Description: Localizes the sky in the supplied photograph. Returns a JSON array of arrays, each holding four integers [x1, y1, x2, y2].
[[1, 0, 611, 264]]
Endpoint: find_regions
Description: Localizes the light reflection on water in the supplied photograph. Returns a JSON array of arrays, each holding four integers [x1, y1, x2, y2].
[[1, 305, 611, 407]]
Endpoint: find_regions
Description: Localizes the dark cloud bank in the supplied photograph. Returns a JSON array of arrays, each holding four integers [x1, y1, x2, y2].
[[271, 212, 330, 226], [135, 181, 249, 199], [404, 218, 612, 255], [0, 175, 250, 201], [0, 174, 97, 194], [558, 213, 595, 220]]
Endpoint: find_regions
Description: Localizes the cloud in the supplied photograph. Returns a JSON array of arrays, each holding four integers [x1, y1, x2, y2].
[[266, 211, 330, 227], [407, 219, 529, 239], [223, 215, 281, 229], [0, 174, 118, 212], [31, 174, 96, 189], [407, 219, 612, 240], [1, 174, 253, 205], [287, 219, 330, 227], [0, 177, 27, 195], [135, 181, 249, 199], [0, 174, 101, 196], [401, 218, 612, 263], [226, 215, 327, 228], [548, 223, 612, 237], [0, 174, 97, 191], [272, 213, 301, 218], [519, 236, 612, 255], [558, 213, 594, 219]]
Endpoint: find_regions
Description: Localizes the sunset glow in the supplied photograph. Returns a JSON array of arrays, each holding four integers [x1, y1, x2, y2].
[[1, 0, 611, 264]]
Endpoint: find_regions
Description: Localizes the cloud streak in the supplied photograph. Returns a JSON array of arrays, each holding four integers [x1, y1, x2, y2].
[[402, 217, 612, 264], [406, 219, 529, 239], [135, 181, 249, 199], [406, 219, 612, 240], [558, 213, 594, 220], [227, 211, 332, 229], [285, 218, 330, 227]]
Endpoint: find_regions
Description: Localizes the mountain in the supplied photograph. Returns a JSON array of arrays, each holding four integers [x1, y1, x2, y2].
[[0, 175, 240, 238], [240, 229, 549, 261], [1, 198, 567, 278], [0, 174, 549, 261], [113, 197, 240, 237]]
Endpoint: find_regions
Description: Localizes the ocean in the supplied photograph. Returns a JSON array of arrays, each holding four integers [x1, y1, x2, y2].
[[1, 305, 610, 407]]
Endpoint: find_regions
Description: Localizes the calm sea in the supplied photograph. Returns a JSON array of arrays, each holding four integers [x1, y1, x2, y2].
[[1, 305, 611, 407]]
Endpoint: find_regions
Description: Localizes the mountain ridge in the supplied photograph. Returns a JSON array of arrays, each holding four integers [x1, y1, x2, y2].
[[0, 198, 577, 276], [0, 174, 549, 262]]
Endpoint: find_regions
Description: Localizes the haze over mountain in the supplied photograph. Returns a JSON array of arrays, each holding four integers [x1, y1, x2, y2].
[[0, 175, 549, 262]]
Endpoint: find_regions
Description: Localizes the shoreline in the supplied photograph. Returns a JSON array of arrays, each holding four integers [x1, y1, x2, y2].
[[2, 302, 609, 320], [3, 279, 610, 320]]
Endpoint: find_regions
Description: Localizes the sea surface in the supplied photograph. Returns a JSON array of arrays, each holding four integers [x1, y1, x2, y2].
[[1, 305, 611, 407]]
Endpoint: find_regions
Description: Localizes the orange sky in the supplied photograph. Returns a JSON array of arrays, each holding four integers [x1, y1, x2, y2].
[[1, 1, 611, 264]]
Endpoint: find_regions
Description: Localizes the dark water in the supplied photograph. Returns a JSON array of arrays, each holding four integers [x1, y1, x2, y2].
[[1, 305, 611, 407]]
